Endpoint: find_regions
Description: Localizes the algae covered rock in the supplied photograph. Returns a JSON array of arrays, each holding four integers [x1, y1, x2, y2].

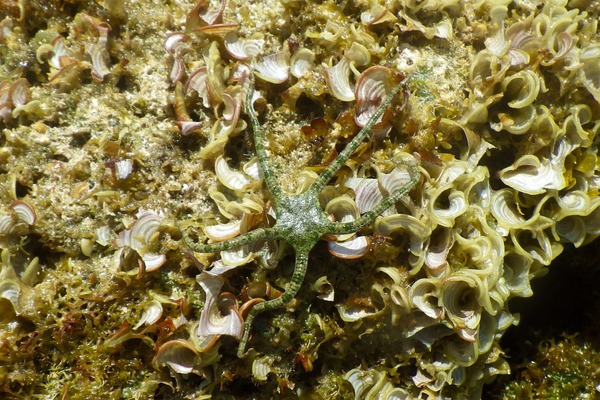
[[1, 0, 599, 398]]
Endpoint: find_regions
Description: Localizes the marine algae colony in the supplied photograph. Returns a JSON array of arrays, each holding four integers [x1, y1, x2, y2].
[[1, 0, 599, 398]]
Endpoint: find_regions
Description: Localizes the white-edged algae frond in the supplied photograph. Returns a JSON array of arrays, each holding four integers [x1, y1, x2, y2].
[[1, 0, 600, 399]]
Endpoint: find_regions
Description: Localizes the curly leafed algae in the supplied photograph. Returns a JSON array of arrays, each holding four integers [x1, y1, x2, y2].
[[1, 0, 600, 399]]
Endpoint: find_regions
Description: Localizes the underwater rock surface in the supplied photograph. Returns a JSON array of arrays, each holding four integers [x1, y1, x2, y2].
[[1, 0, 599, 398]]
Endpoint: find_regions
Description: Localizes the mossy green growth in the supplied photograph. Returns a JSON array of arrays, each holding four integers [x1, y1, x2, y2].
[[499, 335, 600, 399]]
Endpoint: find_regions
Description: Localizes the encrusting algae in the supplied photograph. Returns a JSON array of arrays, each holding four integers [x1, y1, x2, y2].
[[1, 0, 600, 398]]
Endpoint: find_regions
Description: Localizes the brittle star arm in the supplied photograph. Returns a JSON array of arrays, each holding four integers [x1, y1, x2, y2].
[[245, 73, 285, 201], [310, 82, 407, 194], [326, 162, 420, 235], [180, 226, 276, 253], [237, 250, 309, 357]]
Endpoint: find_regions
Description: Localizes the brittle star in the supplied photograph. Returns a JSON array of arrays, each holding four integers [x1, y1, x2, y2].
[[182, 72, 420, 358]]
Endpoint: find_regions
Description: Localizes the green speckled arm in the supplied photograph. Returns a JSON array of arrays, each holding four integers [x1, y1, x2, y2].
[[181, 226, 274, 253], [311, 82, 406, 194], [237, 251, 308, 357], [245, 72, 285, 201], [327, 162, 420, 235]]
